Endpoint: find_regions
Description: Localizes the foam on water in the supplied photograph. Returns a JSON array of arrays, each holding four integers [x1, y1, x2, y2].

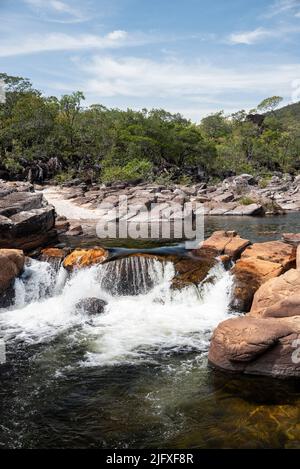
[[0, 256, 233, 365]]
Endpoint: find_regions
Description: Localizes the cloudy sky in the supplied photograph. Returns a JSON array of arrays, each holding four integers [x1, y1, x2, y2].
[[1, 0, 300, 121]]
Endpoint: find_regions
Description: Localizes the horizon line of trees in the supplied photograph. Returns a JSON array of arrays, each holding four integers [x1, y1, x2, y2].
[[0, 72, 300, 185]]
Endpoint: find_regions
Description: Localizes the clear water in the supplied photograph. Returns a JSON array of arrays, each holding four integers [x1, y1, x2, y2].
[[1, 214, 300, 449]]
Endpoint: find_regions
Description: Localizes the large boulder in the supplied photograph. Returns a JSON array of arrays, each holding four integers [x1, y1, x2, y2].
[[230, 241, 296, 312], [230, 258, 284, 312], [63, 248, 108, 271], [0, 249, 25, 307], [250, 269, 300, 318], [0, 180, 57, 252], [208, 316, 300, 378]]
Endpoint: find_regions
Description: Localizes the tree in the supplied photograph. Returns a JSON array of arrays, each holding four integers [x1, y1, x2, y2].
[[257, 96, 283, 114]]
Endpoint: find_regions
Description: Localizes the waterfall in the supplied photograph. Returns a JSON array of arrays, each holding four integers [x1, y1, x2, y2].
[[0, 255, 233, 365]]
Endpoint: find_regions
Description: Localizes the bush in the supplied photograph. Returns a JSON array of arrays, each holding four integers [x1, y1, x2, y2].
[[239, 196, 256, 206], [101, 159, 153, 183]]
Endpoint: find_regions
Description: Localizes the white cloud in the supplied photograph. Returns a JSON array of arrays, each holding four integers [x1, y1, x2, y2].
[[0, 31, 139, 57], [24, 0, 90, 23], [229, 28, 275, 45], [76, 55, 300, 101], [265, 0, 300, 17]]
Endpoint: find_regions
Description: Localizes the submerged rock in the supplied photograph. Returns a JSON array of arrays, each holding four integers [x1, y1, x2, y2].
[[75, 297, 107, 315], [63, 248, 108, 271]]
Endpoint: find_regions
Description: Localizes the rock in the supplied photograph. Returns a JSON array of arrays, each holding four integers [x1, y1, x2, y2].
[[0, 192, 43, 217], [230, 258, 284, 312], [0, 206, 56, 251], [250, 269, 300, 318], [75, 297, 107, 315], [40, 247, 65, 262], [63, 248, 108, 271], [241, 241, 296, 270], [226, 204, 264, 216], [212, 192, 234, 203], [65, 225, 83, 236], [171, 251, 217, 289], [199, 231, 250, 260], [0, 249, 25, 307], [282, 233, 300, 245], [208, 316, 300, 378], [0, 181, 57, 252]]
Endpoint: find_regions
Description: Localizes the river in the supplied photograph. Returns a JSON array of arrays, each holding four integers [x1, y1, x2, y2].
[[0, 204, 300, 448]]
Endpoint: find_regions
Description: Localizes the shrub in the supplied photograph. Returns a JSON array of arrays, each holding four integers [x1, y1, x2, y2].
[[239, 196, 256, 206], [101, 159, 153, 183]]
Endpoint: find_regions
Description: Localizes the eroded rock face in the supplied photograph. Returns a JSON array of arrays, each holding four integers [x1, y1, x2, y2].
[[63, 248, 108, 271], [0, 249, 25, 307], [241, 241, 296, 270], [208, 316, 300, 378]]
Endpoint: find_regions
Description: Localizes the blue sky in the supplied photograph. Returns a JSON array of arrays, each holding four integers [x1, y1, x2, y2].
[[1, 0, 300, 121]]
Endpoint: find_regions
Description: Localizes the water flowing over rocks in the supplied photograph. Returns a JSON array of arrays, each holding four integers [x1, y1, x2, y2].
[[75, 297, 107, 316], [0, 180, 57, 251]]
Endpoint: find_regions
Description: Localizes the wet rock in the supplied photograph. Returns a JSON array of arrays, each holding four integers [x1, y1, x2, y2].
[[282, 233, 300, 245], [75, 297, 107, 315], [208, 316, 300, 378], [0, 249, 25, 307], [63, 248, 108, 271], [171, 251, 217, 289]]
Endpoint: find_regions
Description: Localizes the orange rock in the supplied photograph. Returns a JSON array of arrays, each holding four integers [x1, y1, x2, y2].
[[63, 248, 108, 270], [250, 269, 300, 318], [0, 248, 25, 292], [199, 230, 250, 260], [230, 257, 283, 312], [241, 241, 296, 270], [41, 248, 65, 259]]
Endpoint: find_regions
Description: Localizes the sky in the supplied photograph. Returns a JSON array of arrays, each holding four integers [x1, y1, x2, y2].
[[1, 0, 300, 121]]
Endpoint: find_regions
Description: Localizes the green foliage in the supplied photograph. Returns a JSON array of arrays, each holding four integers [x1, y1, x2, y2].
[[101, 159, 153, 183], [1, 73, 300, 184], [239, 196, 256, 206]]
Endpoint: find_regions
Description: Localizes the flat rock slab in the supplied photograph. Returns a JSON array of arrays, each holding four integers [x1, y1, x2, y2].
[[241, 241, 296, 270]]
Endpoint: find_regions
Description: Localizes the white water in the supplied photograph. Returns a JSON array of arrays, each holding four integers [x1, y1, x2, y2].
[[0, 257, 233, 366]]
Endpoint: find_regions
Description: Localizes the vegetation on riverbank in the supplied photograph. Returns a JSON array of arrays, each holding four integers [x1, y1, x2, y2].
[[1, 72, 300, 184]]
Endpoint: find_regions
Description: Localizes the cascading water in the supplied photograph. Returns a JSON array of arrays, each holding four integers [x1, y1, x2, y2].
[[0, 255, 233, 366]]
